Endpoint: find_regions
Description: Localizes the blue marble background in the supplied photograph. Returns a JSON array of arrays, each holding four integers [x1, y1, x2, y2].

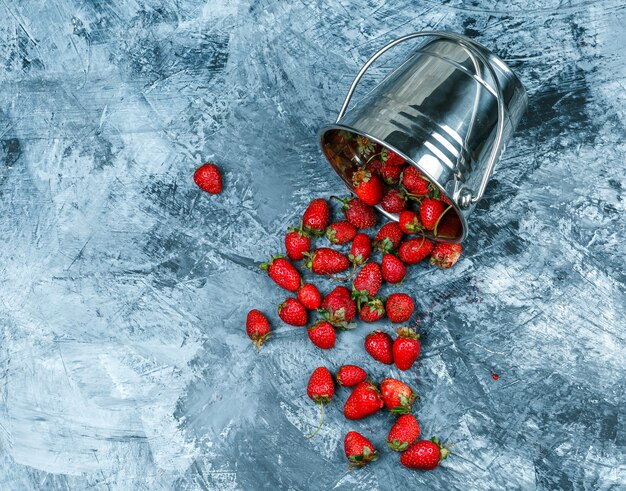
[[0, 0, 625, 489]]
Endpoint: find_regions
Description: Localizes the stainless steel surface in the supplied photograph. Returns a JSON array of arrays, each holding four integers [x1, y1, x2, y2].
[[321, 31, 527, 242]]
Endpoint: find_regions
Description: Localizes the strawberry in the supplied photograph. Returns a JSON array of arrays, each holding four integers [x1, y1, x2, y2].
[[430, 243, 462, 269], [364, 330, 394, 364], [278, 298, 308, 326], [400, 438, 450, 470], [344, 431, 379, 468], [193, 162, 222, 194], [336, 365, 367, 387], [334, 196, 377, 229], [386, 293, 414, 323], [304, 248, 350, 275], [306, 367, 334, 439], [402, 166, 429, 195], [302, 198, 330, 236], [366, 158, 383, 176], [344, 381, 384, 420], [388, 414, 420, 451], [419, 198, 446, 231], [326, 220, 357, 245], [382, 254, 407, 284], [380, 377, 418, 414], [285, 228, 311, 261], [381, 189, 408, 214], [359, 297, 385, 323], [245, 309, 271, 352], [382, 148, 406, 166], [260, 255, 301, 292], [398, 237, 434, 265], [373, 222, 404, 253], [352, 262, 383, 307], [393, 327, 421, 371], [308, 320, 336, 349], [297, 283, 322, 310], [320, 286, 357, 329], [349, 233, 371, 266], [380, 162, 403, 185], [352, 169, 383, 206], [398, 210, 423, 234]]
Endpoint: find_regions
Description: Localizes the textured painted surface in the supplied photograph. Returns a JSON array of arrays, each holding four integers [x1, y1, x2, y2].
[[0, 0, 625, 489]]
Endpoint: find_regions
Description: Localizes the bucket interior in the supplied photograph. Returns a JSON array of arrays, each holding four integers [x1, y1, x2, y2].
[[321, 128, 464, 242]]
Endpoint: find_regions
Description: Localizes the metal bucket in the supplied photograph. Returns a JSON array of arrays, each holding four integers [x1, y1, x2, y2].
[[319, 31, 528, 242]]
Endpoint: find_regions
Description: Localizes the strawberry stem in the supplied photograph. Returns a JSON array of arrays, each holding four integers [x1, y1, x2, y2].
[[433, 205, 453, 237], [305, 402, 325, 440], [330, 262, 357, 282]]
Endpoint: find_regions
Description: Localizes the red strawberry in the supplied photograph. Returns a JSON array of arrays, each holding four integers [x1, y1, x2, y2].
[[382, 148, 405, 166], [364, 330, 394, 364], [393, 327, 421, 371], [285, 228, 311, 261], [297, 283, 322, 310], [308, 320, 336, 349], [352, 263, 383, 307], [382, 254, 407, 284], [260, 256, 301, 292], [366, 158, 383, 175], [419, 198, 446, 231], [430, 243, 462, 269], [302, 198, 330, 236], [326, 220, 357, 245], [334, 196, 377, 229], [344, 431, 379, 468], [344, 381, 384, 420], [320, 286, 357, 329], [278, 298, 307, 326], [386, 293, 414, 323], [400, 438, 450, 470], [398, 210, 423, 234], [373, 222, 404, 253], [193, 162, 222, 194], [352, 169, 383, 206], [306, 367, 334, 439], [359, 297, 385, 323], [402, 166, 429, 195], [388, 414, 421, 451], [336, 365, 367, 387], [398, 237, 434, 265], [349, 233, 371, 266], [381, 189, 408, 214], [380, 377, 418, 414], [245, 309, 271, 352], [380, 162, 403, 185], [304, 248, 350, 275]]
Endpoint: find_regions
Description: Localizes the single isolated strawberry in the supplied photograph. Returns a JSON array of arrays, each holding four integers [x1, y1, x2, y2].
[[344, 381, 384, 420], [349, 233, 371, 266], [359, 297, 386, 323], [402, 166, 429, 195], [373, 222, 404, 253], [336, 365, 367, 387], [302, 198, 330, 236], [320, 286, 357, 329], [352, 262, 383, 307], [382, 148, 406, 166], [380, 162, 403, 185], [398, 210, 423, 234], [297, 283, 322, 310], [398, 237, 434, 265], [333, 196, 377, 229], [285, 228, 311, 261], [430, 243, 462, 269], [388, 414, 421, 452], [352, 169, 383, 206], [382, 254, 407, 284], [400, 438, 450, 470], [304, 248, 350, 276], [260, 255, 301, 292], [193, 162, 222, 194], [344, 431, 379, 468], [419, 198, 447, 231], [380, 377, 418, 414], [308, 320, 336, 350], [278, 298, 307, 326], [364, 330, 394, 364], [326, 220, 357, 245], [306, 367, 334, 439], [386, 293, 415, 323], [246, 309, 271, 352], [381, 189, 408, 214], [393, 327, 421, 371]]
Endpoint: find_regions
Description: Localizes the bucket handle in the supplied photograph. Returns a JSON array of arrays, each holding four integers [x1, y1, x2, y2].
[[336, 31, 505, 209]]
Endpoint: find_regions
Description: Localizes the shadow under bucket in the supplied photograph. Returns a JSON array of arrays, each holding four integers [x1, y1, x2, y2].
[[320, 31, 528, 243]]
